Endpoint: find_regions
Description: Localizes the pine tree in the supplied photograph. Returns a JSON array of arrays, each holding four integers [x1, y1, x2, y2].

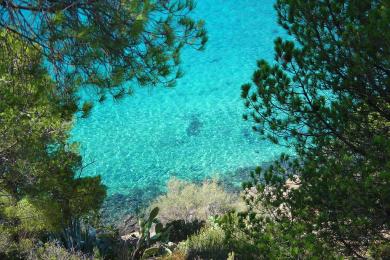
[[0, 0, 207, 108], [0, 32, 106, 257], [241, 0, 390, 257]]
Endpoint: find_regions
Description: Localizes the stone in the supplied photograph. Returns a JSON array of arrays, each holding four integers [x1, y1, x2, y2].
[[186, 115, 203, 136], [118, 214, 139, 236]]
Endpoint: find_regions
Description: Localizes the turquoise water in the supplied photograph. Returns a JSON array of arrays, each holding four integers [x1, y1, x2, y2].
[[72, 0, 285, 216]]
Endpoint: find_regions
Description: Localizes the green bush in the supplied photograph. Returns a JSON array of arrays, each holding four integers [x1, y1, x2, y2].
[[183, 226, 229, 260], [166, 212, 259, 260], [0, 32, 106, 258], [0, 227, 17, 258], [166, 220, 205, 243], [369, 242, 390, 259], [27, 242, 89, 260], [3, 197, 62, 233]]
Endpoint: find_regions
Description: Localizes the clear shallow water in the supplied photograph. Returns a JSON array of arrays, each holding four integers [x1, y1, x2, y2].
[[71, 0, 286, 216]]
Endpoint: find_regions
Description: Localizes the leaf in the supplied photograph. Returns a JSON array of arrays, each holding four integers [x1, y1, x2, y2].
[[149, 207, 159, 221], [155, 222, 163, 234], [141, 247, 160, 259]]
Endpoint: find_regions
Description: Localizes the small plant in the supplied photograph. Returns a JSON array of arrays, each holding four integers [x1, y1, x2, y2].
[[184, 226, 229, 260], [27, 241, 88, 260], [369, 242, 390, 259], [60, 218, 97, 254], [131, 207, 172, 260]]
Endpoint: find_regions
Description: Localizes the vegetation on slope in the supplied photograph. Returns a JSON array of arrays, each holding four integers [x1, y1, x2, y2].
[[0, 0, 389, 259], [241, 0, 390, 258]]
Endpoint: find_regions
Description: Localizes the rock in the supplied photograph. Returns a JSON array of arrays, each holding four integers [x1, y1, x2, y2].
[[118, 214, 139, 236], [242, 128, 256, 144], [186, 115, 203, 136], [121, 231, 140, 242], [167, 242, 177, 250]]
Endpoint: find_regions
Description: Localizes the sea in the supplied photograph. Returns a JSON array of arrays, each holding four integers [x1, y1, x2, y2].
[[71, 0, 287, 220]]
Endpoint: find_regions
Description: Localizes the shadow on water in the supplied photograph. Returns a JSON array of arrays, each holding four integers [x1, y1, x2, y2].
[[101, 185, 164, 225]]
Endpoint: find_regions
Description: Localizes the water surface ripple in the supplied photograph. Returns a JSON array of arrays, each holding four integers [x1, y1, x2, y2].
[[71, 0, 285, 216]]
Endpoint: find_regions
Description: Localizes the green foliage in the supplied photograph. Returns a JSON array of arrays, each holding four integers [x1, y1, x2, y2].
[[0, 0, 207, 104], [369, 242, 390, 259], [183, 226, 229, 260], [149, 178, 243, 224], [60, 218, 100, 254], [0, 226, 15, 257], [0, 1, 208, 259], [3, 197, 62, 233], [0, 32, 106, 257], [27, 241, 88, 260], [93, 229, 126, 260], [165, 220, 204, 243], [174, 213, 257, 260], [237, 213, 338, 259], [131, 207, 172, 260], [241, 0, 390, 258]]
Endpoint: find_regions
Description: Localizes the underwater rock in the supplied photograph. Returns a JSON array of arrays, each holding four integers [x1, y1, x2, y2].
[[219, 163, 275, 193], [216, 166, 257, 193], [242, 128, 256, 144], [242, 128, 251, 139], [210, 57, 221, 63], [186, 115, 203, 136]]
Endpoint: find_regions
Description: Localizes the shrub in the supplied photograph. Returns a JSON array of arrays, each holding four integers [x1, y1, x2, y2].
[[183, 226, 229, 260], [0, 227, 18, 258], [161, 250, 187, 260], [27, 242, 89, 260], [369, 242, 390, 259], [148, 178, 243, 224], [4, 197, 62, 233], [166, 220, 205, 243], [179, 220, 257, 260]]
